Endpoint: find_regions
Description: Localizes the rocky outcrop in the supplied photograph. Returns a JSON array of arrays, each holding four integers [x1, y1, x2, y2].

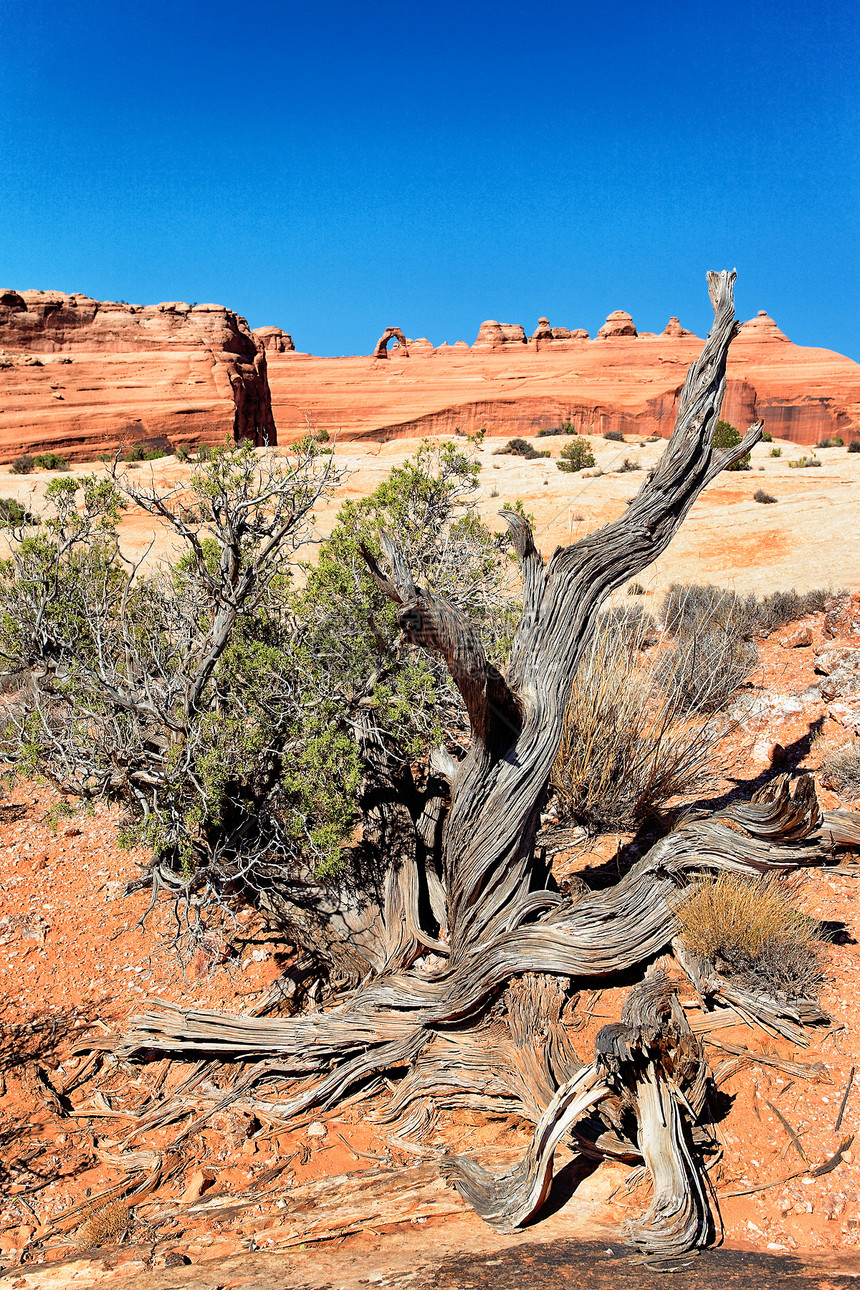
[[252, 326, 295, 353], [597, 310, 637, 340], [0, 290, 276, 460], [662, 317, 697, 339], [371, 327, 409, 359], [472, 321, 528, 350], [738, 310, 790, 342], [265, 314, 860, 447]]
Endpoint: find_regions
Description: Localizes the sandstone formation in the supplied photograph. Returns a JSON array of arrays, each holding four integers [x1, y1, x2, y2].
[[266, 310, 860, 447], [662, 316, 696, 339], [0, 290, 275, 461], [3, 288, 858, 457], [252, 325, 295, 353], [597, 310, 638, 340], [372, 327, 409, 360], [472, 321, 528, 349]]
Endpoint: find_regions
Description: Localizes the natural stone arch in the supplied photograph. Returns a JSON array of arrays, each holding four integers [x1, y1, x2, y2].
[[372, 327, 409, 359]]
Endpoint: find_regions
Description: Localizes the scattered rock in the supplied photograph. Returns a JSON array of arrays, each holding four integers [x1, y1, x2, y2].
[[163, 1249, 191, 1267], [815, 647, 860, 674], [597, 310, 637, 340], [307, 1121, 327, 1138], [180, 1168, 215, 1204], [820, 655, 860, 702], [780, 625, 813, 648]]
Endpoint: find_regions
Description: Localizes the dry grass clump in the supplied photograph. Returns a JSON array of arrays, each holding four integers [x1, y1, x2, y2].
[[552, 627, 722, 832], [821, 741, 860, 798], [662, 581, 834, 641], [656, 629, 758, 714], [76, 1201, 130, 1249], [677, 872, 824, 1000]]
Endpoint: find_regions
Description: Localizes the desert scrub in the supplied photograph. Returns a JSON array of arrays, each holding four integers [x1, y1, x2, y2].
[[556, 438, 596, 473], [33, 451, 69, 471], [677, 872, 824, 1000], [849, 440, 860, 453], [537, 420, 577, 438], [603, 429, 624, 442], [788, 455, 822, 468], [10, 454, 34, 475], [754, 489, 777, 504], [662, 582, 833, 640], [769, 446, 782, 457], [76, 1201, 130, 1249], [0, 497, 39, 526], [821, 741, 860, 798], [552, 623, 721, 833], [816, 436, 844, 448], [618, 457, 641, 473], [656, 628, 757, 713], [627, 581, 645, 596], [492, 438, 550, 460], [713, 419, 750, 470]]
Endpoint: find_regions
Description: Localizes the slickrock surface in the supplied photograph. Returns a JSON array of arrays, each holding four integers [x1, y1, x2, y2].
[[266, 315, 860, 447], [0, 291, 276, 462]]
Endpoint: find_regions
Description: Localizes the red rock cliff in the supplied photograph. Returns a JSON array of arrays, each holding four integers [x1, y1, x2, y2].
[[0, 290, 276, 461]]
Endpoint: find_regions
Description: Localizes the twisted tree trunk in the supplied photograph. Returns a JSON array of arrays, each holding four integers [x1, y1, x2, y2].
[[113, 273, 854, 1262]]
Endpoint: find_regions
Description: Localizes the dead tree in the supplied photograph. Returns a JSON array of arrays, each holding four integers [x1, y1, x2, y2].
[[115, 273, 855, 1263]]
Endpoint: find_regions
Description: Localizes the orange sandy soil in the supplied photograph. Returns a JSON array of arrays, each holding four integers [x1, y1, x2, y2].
[[1, 509, 860, 1285]]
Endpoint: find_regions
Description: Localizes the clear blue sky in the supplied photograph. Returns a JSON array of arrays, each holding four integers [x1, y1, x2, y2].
[[1, 1, 858, 358]]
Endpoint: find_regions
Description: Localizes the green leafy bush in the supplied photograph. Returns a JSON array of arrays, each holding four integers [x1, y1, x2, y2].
[[0, 497, 39, 526], [713, 419, 750, 471], [770, 447, 781, 457], [493, 438, 550, 460], [33, 451, 69, 471], [125, 443, 167, 462], [816, 437, 844, 448], [537, 420, 577, 438], [557, 439, 596, 473]]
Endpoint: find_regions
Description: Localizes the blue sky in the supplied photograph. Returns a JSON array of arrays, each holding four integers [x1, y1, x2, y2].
[[1, 1, 858, 357]]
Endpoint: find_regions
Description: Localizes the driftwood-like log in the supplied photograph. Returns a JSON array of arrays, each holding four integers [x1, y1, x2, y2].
[[110, 273, 858, 1263]]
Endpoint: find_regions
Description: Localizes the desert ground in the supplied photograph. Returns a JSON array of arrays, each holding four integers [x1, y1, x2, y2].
[[2, 431, 860, 1289]]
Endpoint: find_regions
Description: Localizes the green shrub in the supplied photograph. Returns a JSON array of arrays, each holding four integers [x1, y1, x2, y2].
[[0, 497, 39, 526], [10, 454, 34, 475], [493, 438, 549, 460], [816, 436, 844, 449], [174, 443, 191, 463], [618, 457, 641, 473], [788, 455, 822, 468], [761, 430, 773, 442], [713, 419, 750, 470], [754, 489, 777, 504], [125, 443, 166, 462], [537, 420, 577, 438], [770, 447, 781, 457], [33, 451, 69, 471], [557, 439, 596, 473]]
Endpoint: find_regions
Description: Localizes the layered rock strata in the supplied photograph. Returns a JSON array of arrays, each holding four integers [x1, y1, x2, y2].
[[0, 290, 276, 461]]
